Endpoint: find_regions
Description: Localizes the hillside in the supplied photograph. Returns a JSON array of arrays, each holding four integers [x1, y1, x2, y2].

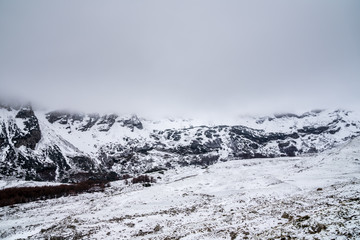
[[1, 135, 359, 239]]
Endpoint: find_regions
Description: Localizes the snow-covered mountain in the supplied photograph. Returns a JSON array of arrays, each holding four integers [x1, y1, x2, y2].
[[1, 103, 360, 182]]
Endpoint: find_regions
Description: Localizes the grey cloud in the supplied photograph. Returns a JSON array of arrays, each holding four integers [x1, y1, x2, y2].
[[0, 0, 359, 117]]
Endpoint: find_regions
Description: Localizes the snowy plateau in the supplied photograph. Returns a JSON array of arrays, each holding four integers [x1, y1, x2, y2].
[[0, 104, 360, 239]]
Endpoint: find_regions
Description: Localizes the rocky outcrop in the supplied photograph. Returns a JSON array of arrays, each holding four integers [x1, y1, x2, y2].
[[97, 114, 118, 132], [121, 115, 143, 131], [46, 111, 144, 132], [46, 111, 84, 125], [12, 106, 41, 150]]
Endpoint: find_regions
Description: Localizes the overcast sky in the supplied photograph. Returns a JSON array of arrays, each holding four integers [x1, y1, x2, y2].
[[0, 0, 359, 117]]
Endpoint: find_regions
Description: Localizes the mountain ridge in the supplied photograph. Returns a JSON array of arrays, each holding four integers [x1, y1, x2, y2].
[[1, 103, 359, 182]]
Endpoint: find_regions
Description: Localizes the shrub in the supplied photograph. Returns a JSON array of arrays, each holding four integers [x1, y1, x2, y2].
[[0, 180, 109, 207], [131, 175, 156, 184], [121, 174, 132, 180]]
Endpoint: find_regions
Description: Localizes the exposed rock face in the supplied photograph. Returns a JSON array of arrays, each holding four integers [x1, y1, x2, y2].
[[1, 105, 360, 182], [46, 111, 84, 125], [78, 114, 100, 131], [13, 106, 41, 150], [0, 125, 7, 148], [97, 114, 118, 132], [46, 111, 143, 132], [122, 115, 143, 131]]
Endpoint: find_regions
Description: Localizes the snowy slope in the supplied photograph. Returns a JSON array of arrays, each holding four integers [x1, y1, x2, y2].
[[1, 136, 359, 239]]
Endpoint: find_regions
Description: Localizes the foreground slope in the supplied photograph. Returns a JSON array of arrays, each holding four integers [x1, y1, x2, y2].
[[1, 136, 359, 239]]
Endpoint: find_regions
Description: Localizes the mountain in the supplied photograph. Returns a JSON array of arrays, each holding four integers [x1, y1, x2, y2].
[[1, 103, 360, 182]]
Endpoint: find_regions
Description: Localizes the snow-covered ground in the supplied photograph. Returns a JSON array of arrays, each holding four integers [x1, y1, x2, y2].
[[1, 137, 360, 239]]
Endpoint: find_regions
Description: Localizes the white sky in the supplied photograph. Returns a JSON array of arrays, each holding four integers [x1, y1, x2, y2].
[[0, 0, 359, 118]]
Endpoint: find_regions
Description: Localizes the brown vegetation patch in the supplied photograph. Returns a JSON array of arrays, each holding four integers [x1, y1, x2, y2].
[[0, 180, 109, 207]]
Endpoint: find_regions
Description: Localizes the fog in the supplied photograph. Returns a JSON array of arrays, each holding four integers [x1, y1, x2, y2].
[[1, 0, 359, 118]]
